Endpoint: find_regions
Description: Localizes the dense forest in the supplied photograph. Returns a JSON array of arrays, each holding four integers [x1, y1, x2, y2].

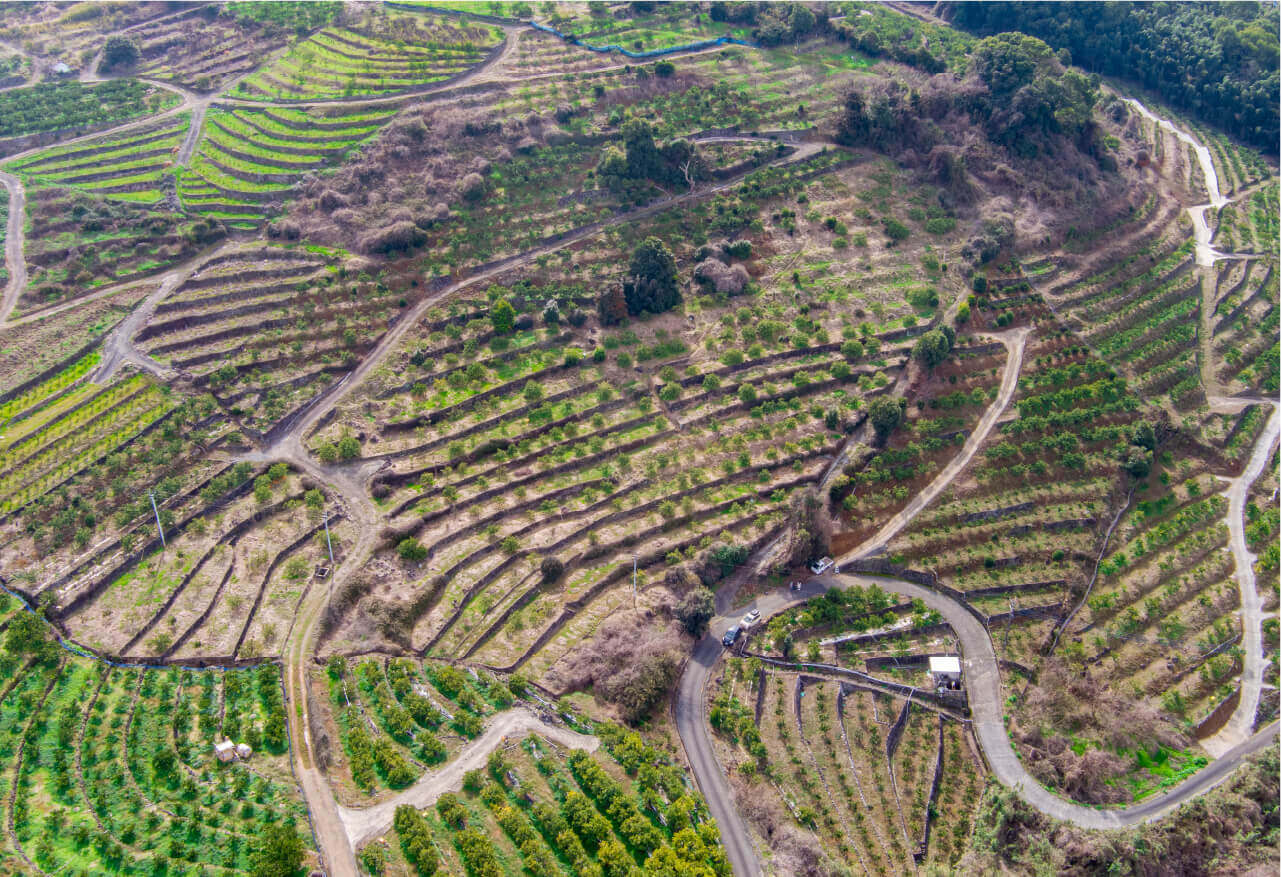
[[947, 1, 1280, 151]]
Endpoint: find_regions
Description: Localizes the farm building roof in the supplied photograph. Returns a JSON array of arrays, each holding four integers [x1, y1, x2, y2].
[[929, 656, 961, 675]]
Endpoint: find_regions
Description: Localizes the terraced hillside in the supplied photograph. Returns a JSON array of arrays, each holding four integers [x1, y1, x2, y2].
[[0, 4, 1275, 877], [230, 15, 502, 101], [133, 3, 326, 91], [180, 105, 394, 227], [5, 114, 189, 205], [0, 612, 317, 875], [16, 187, 224, 313]]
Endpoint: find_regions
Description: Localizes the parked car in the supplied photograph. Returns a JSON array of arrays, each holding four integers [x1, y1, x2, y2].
[[722, 626, 740, 647], [810, 556, 834, 575], [740, 609, 760, 628]]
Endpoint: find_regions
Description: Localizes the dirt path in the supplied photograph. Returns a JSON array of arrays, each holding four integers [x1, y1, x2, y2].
[[233, 435, 384, 876], [838, 326, 1031, 562], [0, 170, 25, 324], [338, 707, 598, 849], [92, 270, 185, 383], [1202, 402, 1280, 758]]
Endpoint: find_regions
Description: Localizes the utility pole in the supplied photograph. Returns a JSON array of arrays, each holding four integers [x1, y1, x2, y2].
[[632, 554, 638, 611], [323, 511, 335, 608], [148, 492, 165, 548]]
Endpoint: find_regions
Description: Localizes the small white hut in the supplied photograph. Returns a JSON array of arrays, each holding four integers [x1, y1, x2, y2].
[[929, 656, 962, 689], [213, 740, 236, 763]]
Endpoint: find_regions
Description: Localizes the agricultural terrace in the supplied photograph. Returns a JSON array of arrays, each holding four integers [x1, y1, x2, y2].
[[4, 114, 189, 206], [0, 43, 32, 87], [20, 445, 359, 663], [708, 656, 982, 874], [0, 1, 175, 65], [132, 242, 415, 435], [361, 721, 729, 877], [313, 285, 905, 679], [181, 105, 395, 228], [304, 142, 959, 689], [0, 282, 151, 394], [0, 4, 1274, 876], [0, 606, 316, 874], [0, 80, 180, 143], [229, 10, 501, 102], [16, 187, 225, 313], [133, 3, 338, 92]]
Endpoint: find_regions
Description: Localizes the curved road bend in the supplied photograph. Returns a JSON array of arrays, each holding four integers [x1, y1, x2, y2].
[[676, 333, 1029, 877], [1202, 402, 1280, 757], [681, 570, 1281, 876], [676, 633, 762, 877], [821, 574, 1281, 829], [677, 340, 1279, 871]]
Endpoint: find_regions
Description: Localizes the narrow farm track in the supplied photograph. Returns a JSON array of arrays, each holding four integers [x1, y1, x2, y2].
[[0, 171, 25, 324], [839, 326, 1031, 562], [338, 707, 599, 849], [92, 270, 185, 383]]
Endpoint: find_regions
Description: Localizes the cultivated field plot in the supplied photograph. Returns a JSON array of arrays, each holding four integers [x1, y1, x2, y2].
[[365, 721, 729, 877], [134, 241, 410, 434], [311, 270, 911, 680], [180, 105, 395, 227], [229, 13, 501, 102], [132, 3, 313, 92], [320, 657, 512, 802], [45, 460, 356, 663], [709, 660, 982, 874], [0, 1, 173, 67], [0, 631, 317, 875], [0, 79, 181, 144], [4, 114, 189, 205], [15, 187, 224, 313], [1208, 220, 1279, 397]]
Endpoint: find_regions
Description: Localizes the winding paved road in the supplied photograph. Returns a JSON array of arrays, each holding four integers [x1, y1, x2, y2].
[[675, 331, 1280, 873], [680, 564, 1281, 876], [1202, 403, 1280, 757]]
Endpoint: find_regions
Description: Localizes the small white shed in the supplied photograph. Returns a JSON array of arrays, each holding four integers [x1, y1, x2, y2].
[[929, 656, 962, 689], [213, 740, 236, 763], [236, 743, 253, 760]]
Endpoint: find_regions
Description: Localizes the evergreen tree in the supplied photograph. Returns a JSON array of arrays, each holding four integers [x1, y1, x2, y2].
[[623, 237, 681, 316]]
